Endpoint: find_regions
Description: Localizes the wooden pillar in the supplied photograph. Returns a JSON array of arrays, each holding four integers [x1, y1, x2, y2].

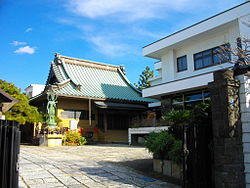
[[104, 111, 108, 132], [89, 98, 92, 126]]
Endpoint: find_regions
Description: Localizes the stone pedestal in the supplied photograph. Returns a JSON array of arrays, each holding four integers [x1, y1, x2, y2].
[[37, 134, 62, 147], [47, 134, 62, 147]]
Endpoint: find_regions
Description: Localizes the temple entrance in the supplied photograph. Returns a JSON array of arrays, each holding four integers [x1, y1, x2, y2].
[[183, 122, 213, 188]]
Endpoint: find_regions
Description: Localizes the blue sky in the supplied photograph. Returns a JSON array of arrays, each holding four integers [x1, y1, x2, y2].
[[0, 0, 245, 91]]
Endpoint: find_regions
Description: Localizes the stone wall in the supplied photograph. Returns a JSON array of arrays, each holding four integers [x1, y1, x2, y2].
[[237, 73, 250, 187], [208, 69, 245, 188]]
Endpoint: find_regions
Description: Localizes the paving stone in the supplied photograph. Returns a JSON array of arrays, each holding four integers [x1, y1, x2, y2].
[[43, 177, 60, 183], [83, 181, 107, 188], [28, 182, 64, 188], [22, 171, 53, 179], [67, 184, 88, 188], [24, 178, 44, 185], [56, 176, 80, 186], [19, 145, 181, 188]]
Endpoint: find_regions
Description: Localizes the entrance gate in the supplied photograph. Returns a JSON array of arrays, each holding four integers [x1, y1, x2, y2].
[[183, 123, 213, 188]]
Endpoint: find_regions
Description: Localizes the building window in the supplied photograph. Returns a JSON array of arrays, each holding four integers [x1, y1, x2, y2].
[[177, 55, 187, 72], [194, 44, 230, 70], [60, 110, 95, 120], [171, 90, 210, 110]]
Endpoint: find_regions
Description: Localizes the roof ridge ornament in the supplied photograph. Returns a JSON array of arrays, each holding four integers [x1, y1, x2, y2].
[[54, 53, 63, 64], [119, 65, 126, 75]]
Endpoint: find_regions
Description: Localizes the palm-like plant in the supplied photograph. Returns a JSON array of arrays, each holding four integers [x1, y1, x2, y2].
[[162, 110, 191, 126]]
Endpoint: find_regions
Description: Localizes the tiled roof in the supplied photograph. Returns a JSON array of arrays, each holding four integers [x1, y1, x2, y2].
[[46, 54, 155, 103]]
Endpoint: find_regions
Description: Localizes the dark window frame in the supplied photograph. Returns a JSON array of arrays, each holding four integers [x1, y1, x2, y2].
[[171, 90, 210, 111], [177, 55, 188, 72], [194, 44, 230, 70]]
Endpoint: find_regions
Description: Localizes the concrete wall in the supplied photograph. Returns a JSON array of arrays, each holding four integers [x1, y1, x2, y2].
[[237, 73, 250, 187]]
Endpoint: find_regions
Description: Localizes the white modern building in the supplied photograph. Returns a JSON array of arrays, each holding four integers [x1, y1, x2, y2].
[[25, 84, 45, 98], [143, 1, 250, 111], [142, 1, 250, 187]]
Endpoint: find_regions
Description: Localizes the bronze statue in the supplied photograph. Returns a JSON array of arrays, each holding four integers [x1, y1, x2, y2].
[[46, 91, 57, 129]]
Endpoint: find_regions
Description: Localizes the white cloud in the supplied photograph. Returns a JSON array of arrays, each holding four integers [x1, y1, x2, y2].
[[14, 46, 36, 54], [132, 28, 165, 39], [10, 41, 27, 46], [66, 0, 197, 21], [25, 28, 32, 32], [89, 36, 128, 57]]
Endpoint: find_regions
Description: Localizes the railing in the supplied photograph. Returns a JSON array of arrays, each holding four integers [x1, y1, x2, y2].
[[0, 120, 21, 188]]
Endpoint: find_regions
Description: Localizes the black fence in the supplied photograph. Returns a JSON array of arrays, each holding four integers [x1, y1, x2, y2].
[[0, 120, 21, 188]]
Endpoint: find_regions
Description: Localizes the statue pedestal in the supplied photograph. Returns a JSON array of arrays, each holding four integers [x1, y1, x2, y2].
[[47, 134, 62, 147], [37, 134, 62, 147]]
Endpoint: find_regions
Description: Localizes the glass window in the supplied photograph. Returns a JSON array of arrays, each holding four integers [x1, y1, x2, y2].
[[213, 54, 221, 65], [60, 110, 95, 120], [203, 56, 212, 67], [185, 92, 202, 102], [194, 44, 230, 70], [170, 90, 211, 111], [203, 91, 210, 99], [194, 59, 203, 70], [202, 49, 212, 56], [194, 52, 202, 59], [60, 110, 75, 119], [177, 55, 187, 72]]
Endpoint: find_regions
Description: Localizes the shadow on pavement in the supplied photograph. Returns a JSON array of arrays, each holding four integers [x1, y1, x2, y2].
[[110, 159, 183, 187]]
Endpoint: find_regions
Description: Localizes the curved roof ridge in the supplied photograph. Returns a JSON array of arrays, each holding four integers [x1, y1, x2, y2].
[[60, 61, 79, 87], [55, 53, 120, 71], [117, 68, 142, 94]]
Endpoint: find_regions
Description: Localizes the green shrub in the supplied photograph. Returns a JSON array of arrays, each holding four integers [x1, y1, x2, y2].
[[144, 131, 183, 164], [144, 131, 175, 160], [79, 136, 87, 146], [169, 140, 183, 164], [162, 110, 191, 126], [64, 131, 87, 146]]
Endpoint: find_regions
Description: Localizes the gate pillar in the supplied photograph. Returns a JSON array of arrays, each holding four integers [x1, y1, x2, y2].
[[208, 69, 245, 188]]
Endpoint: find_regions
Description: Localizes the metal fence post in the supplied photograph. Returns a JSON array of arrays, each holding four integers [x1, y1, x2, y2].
[[0, 120, 20, 188]]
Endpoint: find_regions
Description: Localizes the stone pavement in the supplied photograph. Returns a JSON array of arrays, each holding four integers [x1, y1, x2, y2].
[[19, 144, 180, 188]]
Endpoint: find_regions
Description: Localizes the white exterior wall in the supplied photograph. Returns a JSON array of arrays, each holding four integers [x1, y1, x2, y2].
[[237, 74, 250, 187], [25, 84, 45, 98], [239, 14, 250, 39], [150, 22, 239, 85]]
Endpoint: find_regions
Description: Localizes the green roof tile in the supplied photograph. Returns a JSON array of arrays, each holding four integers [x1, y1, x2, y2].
[[47, 54, 156, 103]]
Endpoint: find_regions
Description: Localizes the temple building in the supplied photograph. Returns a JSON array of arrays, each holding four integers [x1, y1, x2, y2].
[[30, 53, 154, 143]]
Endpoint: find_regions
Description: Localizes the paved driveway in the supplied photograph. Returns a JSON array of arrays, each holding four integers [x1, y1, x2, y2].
[[19, 145, 180, 188]]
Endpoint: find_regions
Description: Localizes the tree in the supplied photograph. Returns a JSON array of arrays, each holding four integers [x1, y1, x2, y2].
[[219, 37, 250, 67], [0, 80, 42, 124], [134, 66, 154, 91], [218, 20, 249, 67]]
